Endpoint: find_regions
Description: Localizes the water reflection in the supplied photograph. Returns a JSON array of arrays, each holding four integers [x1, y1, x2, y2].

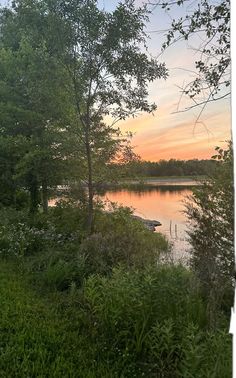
[[99, 187, 191, 224], [99, 185, 193, 260], [97, 184, 195, 196], [50, 182, 195, 260]]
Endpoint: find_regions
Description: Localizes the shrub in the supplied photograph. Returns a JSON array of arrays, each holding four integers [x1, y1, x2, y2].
[[41, 258, 83, 291], [0, 223, 46, 258], [22, 246, 88, 291], [0, 205, 84, 259], [0, 207, 28, 227], [48, 200, 87, 241], [186, 143, 234, 322], [79, 206, 170, 275]]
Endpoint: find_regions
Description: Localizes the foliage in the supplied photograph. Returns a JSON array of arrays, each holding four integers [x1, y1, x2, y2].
[[44, 0, 168, 231], [0, 199, 232, 377], [0, 135, 28, 207], [0, 203, 169, 289], [0, 2, 76, 213], [0, 0, 168, 224], [80, 265, 231, 377], [157, 0, 230, 110], [0, 261, 100, 377], [39, 253, 87, 291], [47, 200, 88, 240], [114, 158, 218, 178], [80, 205, 169, 274], [0, 204, 83, 260], [185, 142, 234, 321], [0, 260, 231, 377], [0, 223, 45, 258], [0, 1, 232, 375]]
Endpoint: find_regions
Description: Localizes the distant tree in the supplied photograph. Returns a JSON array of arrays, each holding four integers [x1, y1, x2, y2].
[[116, 158, 217, 178], [185, 142, 234, 323]]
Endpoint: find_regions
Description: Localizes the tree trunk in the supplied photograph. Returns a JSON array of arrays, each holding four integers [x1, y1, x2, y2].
[[85, 127, 94, 234], [29, 174, 39, 214], [73, 66, 94, 233], [42, 178, 48, 214]]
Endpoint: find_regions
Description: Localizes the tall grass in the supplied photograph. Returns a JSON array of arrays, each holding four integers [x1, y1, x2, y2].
[[79, 265, 231, 377]]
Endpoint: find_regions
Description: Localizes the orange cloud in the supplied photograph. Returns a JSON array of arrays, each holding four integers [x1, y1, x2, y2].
[[101, 0, 231, 162], [119, 104, 231, 161]]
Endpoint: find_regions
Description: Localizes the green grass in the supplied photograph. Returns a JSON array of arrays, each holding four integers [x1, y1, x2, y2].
[[0, 261, 102, 378], [0, 260, 232, 378]]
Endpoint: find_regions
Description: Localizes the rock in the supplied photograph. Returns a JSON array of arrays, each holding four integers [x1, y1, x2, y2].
[[132, 215, 161, 231]]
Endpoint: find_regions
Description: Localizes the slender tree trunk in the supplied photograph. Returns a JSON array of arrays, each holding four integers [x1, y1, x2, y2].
[[29, 174, 39, 214], [71, 56, 94, 233], [84, 70, 94, 234], [12, 186, 17, 209], [85, 127, 94, 234], [42, 178, 48, 214]]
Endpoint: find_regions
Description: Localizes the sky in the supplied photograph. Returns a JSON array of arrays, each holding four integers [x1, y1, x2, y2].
[[0, 0, 232, 161], [99, 0, 231, 161]]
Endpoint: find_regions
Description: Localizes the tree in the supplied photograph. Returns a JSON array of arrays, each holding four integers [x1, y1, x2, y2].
[[0, 4, 74, 213], [46, 0, 168, 232], [0, 135, 26, 207], [149, 0, 230, 120], [185, 142, 234, 322]]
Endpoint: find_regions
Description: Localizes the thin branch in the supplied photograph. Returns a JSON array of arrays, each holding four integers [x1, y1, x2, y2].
[[171, 91, 230, 114]]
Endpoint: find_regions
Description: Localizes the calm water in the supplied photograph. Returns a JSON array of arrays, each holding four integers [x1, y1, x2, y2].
[[99, 182, 196, 260], [50, 179, 198, 260]]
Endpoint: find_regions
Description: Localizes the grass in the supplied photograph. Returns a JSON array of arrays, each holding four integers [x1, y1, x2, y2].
[[0, 261, 102, 378], [0, 260, 232, 378], [0, 260, 232, 377]]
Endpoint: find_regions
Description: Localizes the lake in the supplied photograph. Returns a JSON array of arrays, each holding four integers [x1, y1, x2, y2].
[[50, 178, 199, 261], [98, 179, 198, 261]]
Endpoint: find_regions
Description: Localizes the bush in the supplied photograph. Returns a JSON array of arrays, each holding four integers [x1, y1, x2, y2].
[[186, 143, 234, 322], [48, 200, 87, 241], [0, 204, 169, 276], [0, 205, 84, 259], [0, 222, 46, 258], [0, 215, 76, 259], [20, 245, 88, 291], [80, 206, 170, 275], [41, 257, 85, 291]]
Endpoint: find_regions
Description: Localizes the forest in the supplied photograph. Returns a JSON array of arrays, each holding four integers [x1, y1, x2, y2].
[[114, 158, 218, 178], [0, 0, 233, 377]]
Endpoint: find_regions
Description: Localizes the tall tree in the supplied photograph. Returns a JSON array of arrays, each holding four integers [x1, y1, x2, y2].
[[0, 4, 73, 212], [48, 0, 168, 232]]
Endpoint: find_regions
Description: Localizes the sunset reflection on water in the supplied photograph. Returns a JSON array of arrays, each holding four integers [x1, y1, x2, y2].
[[100, 188, 191, 229], [99, 186, 193, 260]]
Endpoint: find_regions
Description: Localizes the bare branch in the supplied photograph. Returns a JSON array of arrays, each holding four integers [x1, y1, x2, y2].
[[171, 91, 230, 114]]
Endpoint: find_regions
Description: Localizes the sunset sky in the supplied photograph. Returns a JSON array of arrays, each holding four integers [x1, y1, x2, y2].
[[0, 0, 231, 161], [100, 0, 231, 161]]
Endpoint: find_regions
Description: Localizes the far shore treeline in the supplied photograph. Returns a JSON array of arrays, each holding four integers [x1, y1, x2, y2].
[[112, 158, 218, 178]]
